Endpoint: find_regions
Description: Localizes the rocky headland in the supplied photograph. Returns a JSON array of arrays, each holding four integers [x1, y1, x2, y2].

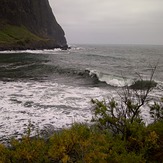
[[0, 0, 68, 50]]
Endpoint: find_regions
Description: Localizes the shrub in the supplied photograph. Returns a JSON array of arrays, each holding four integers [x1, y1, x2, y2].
[[0, 144, 10, 163], [92, 66, 158, 141], [9, 136, 48, 163], [150, 98, 163, 122]]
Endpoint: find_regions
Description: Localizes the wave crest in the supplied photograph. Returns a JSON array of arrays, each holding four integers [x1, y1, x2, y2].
[[85, 69, 132, 87]]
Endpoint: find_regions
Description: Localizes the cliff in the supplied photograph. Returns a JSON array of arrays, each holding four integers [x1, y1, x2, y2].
[[0, 0, 68, 50]]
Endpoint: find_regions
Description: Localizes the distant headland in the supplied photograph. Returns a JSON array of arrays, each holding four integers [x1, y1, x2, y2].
[[0, 0, 68, 50]]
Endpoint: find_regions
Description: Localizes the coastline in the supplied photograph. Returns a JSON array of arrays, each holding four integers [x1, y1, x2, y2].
[[0, 41, 69, 51]]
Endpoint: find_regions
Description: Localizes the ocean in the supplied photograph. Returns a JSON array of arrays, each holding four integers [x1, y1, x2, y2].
[[0, 44, 163, 140]]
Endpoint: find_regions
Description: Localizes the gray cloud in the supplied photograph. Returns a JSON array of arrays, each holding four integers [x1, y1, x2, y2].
[[49, 0, 163, 45]]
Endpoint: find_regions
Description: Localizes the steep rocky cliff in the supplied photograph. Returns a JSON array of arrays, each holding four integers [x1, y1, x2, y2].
[[0, 0, 68, 50]]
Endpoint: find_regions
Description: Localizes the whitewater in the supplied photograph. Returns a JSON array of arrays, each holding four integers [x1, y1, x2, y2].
[[0, 44, 163, 141]]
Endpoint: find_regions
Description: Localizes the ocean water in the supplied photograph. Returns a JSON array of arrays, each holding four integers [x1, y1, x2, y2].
[[0, 44, 163, 140]]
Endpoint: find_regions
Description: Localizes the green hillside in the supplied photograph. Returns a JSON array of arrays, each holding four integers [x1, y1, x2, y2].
[[0, 25, 44, 45]]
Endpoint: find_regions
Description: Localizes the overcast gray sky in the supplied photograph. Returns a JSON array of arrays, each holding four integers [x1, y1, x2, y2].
[[49, 0, 163, 45]]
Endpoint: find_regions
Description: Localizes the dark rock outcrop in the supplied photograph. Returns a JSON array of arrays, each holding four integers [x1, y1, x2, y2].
[[0, 0, 68, 50]]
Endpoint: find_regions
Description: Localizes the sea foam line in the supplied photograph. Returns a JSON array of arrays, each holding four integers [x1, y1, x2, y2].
[[0, 48, 62, 54]]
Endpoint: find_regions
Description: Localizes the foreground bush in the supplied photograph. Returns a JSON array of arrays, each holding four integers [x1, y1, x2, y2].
[[0, 119, 163, 163], [0, 123, 148, 163]]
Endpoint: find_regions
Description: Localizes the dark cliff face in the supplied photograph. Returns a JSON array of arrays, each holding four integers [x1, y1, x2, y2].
[[0, 0, 68, 50]]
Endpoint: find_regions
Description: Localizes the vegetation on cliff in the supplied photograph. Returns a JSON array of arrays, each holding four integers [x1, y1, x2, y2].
[[0, 25, 45, 49]]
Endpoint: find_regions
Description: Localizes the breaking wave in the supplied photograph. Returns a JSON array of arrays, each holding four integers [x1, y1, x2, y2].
[[0, 59, 132, 87], [85, 69, 132, 87]]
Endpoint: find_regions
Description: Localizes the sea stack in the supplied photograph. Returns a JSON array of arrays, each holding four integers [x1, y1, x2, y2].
[[0, 0, 68, 50]]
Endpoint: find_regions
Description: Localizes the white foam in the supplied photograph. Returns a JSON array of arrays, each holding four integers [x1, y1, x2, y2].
[[89, 69, 132, 87], [100, 75, 132, 87], [0, 48, 62, 54], [0, 80, 111, 140], [0, 79, 158, 140]]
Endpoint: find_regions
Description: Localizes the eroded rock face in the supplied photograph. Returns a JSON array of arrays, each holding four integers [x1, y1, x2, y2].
[[0, 0, 68, 50]]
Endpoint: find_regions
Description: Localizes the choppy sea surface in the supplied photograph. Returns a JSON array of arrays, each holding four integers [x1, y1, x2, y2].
[[0, 44, 163, 140]]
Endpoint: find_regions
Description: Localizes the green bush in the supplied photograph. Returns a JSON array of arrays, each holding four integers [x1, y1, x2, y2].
[[0, 123, 148, 163], [150, 98, 163, 122]]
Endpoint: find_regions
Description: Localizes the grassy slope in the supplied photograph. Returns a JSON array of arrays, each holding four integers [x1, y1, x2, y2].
[[0, 25, 44, 45]]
